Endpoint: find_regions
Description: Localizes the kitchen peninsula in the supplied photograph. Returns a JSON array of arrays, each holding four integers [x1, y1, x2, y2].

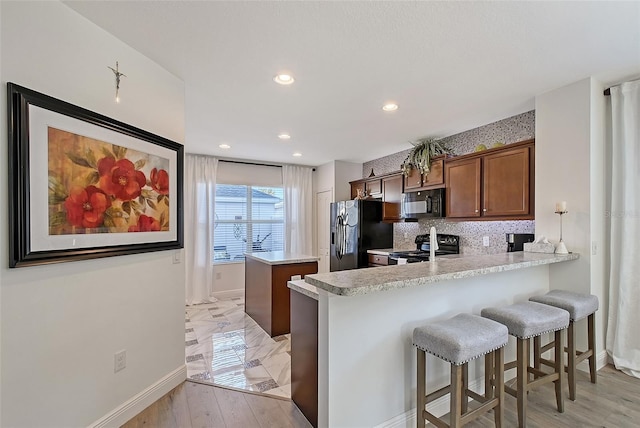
[[244, 251, 318, 337], [290, 252, 579, 427]]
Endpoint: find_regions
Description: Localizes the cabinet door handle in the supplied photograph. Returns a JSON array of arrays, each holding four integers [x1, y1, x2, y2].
[[483, 208, 487, 212], [475, 209, 479, 213]]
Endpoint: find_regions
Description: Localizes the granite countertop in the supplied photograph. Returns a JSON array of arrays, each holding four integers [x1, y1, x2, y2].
[[304, 252, 579, 296], [287, 279, 319, 300], [244, 251, 319, 265]]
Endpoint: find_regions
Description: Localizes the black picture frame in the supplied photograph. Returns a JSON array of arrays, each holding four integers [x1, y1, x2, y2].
[[7, 82, 184, 267]]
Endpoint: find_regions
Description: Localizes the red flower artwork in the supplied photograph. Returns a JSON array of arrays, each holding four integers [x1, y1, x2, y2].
[[98, 157, 146, 201], [128, 214, 161, 232], [150, 168, 169, 195], [63, 185, 111, 228], [48, 128, 170, 236]]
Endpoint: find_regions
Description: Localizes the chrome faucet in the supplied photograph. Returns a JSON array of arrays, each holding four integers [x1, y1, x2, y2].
[[429, 226, 438, 261]]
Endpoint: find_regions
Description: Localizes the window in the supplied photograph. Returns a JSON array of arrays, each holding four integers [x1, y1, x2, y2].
[[213, 184, 284, 263]]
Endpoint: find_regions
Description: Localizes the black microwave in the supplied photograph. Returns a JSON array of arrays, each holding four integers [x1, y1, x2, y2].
[[401, 189, 445, 219]]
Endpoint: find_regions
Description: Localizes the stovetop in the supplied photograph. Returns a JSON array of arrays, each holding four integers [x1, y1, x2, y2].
[[389, 233, 460, 262]]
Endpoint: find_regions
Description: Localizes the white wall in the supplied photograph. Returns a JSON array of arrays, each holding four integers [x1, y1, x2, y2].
[[0, 2, 186, 427], [334, 160, 362, 202], [535, 77, 608, 361]]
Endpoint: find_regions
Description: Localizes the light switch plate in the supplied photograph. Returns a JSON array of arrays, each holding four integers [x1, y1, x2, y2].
[[483, 236, 490, 247]]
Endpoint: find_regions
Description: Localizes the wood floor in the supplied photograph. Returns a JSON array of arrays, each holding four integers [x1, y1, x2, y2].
[[121, 381, 312, 428], [122, 365, 639, 427], [463, 364, 640, 427]]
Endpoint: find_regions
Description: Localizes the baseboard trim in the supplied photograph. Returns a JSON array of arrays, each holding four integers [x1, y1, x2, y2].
[[211, 288, 244, 300], [89, 365, 187, 428]]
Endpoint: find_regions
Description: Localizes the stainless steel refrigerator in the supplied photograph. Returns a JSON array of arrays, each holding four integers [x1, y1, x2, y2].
[[330, 200, 393, 271]]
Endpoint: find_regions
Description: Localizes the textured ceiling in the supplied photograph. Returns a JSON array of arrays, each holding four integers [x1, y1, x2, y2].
[[64, 1, 640, 167]]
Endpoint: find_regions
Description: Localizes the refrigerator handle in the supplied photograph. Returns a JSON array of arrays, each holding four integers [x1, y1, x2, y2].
[[331, 232, 335, 245]]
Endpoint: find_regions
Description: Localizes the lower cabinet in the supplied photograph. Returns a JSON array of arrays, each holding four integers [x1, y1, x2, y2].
[[368, 254, 389, 267], [290, 290, 318, 428]]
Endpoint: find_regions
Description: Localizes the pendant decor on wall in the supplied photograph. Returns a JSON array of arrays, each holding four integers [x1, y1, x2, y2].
[[7, 82, 184, 267]]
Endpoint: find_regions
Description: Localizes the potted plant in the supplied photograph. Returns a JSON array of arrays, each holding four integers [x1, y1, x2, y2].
[[401, 137, 449, 177]]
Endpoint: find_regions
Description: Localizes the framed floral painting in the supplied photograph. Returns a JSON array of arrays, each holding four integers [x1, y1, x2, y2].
[[7, 83, 184, 267]]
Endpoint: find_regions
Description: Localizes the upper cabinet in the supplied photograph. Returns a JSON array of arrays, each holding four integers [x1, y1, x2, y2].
[[381, 174, 403, 221], [445, 157, 482, 218], [349, 171, 404, 222], [403, 156, 445, 191], [445, 140, 534, 220]]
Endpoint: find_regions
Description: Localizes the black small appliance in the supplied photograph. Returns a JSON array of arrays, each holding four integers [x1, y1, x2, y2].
[[401, 189, 445, 219], [388, 233, 460, 264], [506, 233, 535, 252]]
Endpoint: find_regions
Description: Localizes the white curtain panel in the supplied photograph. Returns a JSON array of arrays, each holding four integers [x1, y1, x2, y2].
[[606, 80, 640, 378], [184, 154, 219, 305], [283, 164, 313, 255]]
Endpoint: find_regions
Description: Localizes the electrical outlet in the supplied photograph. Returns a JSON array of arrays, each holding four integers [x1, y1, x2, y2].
[[114, 350, 126, 373], [592, 241, 598, 255], [216, 272, 222, 280], [173, 251, 181, 264], [404, 232, 409, 239], [483, 236, 490, 247]]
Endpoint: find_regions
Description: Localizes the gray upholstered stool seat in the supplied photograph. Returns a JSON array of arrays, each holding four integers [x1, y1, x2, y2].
[[413, 313, 508, 365], [481, 301, 570, 428], [481, 301, 569, 338], [529, 290, 599, 321], [529, 290, 599, 401], [413, 313, 508, 428]]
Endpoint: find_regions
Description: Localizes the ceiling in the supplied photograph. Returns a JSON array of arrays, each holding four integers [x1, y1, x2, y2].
[[64, 1, 640, 167]]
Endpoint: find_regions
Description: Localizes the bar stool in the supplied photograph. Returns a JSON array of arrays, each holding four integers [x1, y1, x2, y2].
[[413, 313, 508, 428], [529, 290, 599, 400], [481, 302, 569, 428]]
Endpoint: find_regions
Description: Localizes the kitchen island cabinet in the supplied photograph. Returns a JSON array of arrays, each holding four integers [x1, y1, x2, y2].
[[288, 280, 319, 428], [244, 251, 318, 337], [295, 251, 578, 427]]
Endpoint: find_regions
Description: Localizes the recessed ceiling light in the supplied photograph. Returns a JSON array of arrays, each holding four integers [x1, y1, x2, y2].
[[219, 143, 231, 149], [382, 103, 398, 112], [274, 74, 295, 85], [278, 133, 291, 140], [293, 152, 302, 157]]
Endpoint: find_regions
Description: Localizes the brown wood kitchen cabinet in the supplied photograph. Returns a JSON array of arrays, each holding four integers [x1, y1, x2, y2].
[[368, 253, 389, 267], [445, 139, 534, 220], [403, 156, 446, 191], [382, 173, 403, 221], [349, 171, 404, 222]]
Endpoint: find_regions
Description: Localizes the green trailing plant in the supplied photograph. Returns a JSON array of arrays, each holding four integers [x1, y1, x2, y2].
[[401, 137, 449, 177]]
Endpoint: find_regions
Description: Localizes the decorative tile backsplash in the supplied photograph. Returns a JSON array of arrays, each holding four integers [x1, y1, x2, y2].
[[393, 219, 535, 254], [361, 110, 536, 254], [362, 110, 535, 177]]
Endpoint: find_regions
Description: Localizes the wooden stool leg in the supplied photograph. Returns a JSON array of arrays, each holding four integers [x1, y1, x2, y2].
[[555, 330, 565, 413], [417, 349, 426, 428], [462, 363, 469, 413], [485, 350, 495, 399], [588, 313, 597, 384], [516, 338, 528, 428], [451, 364, 463, 428], [533, 335, 541, 370], [567, 322, 576, 401], [494, 348, 505, 428]]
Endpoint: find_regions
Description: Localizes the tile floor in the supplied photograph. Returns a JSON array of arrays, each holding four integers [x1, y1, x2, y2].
[[185, 296, 291, 398]]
